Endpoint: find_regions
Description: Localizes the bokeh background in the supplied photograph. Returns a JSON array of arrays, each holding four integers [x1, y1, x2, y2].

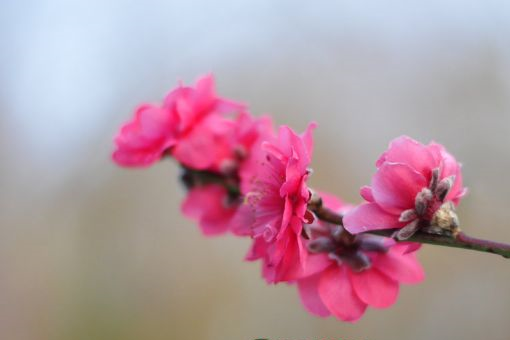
[[2, 1, 510, 339]]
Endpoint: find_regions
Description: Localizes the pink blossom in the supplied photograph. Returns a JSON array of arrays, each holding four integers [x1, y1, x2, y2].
[[181, 184, 237, 236], [344, 136, 466, 240], [181, 114, 274, 237], [112, 74, 245, 169], [219, 112, 274, 176], [243, 123, 316, 283], [297, 193, 424, 322], [112, 104, 177, 167]]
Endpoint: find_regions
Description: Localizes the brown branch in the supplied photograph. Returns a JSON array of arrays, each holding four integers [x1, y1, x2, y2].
[[310, 203, 510, 259]]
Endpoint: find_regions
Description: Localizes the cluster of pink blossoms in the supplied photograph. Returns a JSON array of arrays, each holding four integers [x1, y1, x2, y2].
[[113, 74, 466, 322]]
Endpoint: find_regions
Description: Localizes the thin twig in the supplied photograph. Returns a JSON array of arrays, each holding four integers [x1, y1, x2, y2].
[[311, 204, 510, 259]]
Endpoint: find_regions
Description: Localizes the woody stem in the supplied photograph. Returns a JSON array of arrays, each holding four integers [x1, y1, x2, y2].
[[310, 204, 510, 259]]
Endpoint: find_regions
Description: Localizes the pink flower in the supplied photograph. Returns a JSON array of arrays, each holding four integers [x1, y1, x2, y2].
[[243, 123, 316, 283], [297, 193, 424, 322], [218, 112, 274, 176], [181, 184, 237, 236], [180, 114, 274, 237], [164, 76, 245, 170], [344, 136, 466, 240], [112, 104, 177, 167], [112, 74, 245, 169]]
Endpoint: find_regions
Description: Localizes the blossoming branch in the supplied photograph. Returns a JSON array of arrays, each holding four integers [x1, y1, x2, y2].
[[112, 74, 510, 322]]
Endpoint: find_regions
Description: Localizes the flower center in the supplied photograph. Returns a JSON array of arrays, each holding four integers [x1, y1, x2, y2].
[[395, 168, 459, 240], [306, 224, 391, 272]]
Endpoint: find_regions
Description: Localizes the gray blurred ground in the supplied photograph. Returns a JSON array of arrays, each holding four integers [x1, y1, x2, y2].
[[1, 1, 510, 339]]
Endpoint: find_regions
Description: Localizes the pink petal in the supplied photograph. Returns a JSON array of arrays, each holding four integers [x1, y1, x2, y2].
[[301, 122, 317, 160], [244, 238, 267, 261], [429, 142, 466, 204], [277, 124, 314, 169], [279, 155, 302, 198], [372, 162, 427, 214], [372, 243, 425, 284], [360, 186, 374, 202], [400, 241, 422, 254], [297, 273, 331, 317], [350, 268, 399, 308], [300, 253, 332, 277], [274, 225, 307, 282], [171, 115, 234, 170], [194, 73, 215, 101], [172, 128, 217, 169], [376, 136, 437, 177], [180, 185, 234, 236], [343, 203, 401, 234], [315, 191, 347, 212], [229, 203, 256, 236], [277, 197, 294, 239], [442, 156, 464, 203], [112, 148, 162, 167], [318, 266, 367, 322], [112, 104, 176, 167]]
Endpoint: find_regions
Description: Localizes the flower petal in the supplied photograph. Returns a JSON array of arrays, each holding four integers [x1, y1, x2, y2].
[[372, 243, 425, 284], [372, 162, 427, 214], [181, 185, 234, 236], [343, 203, 401, 234], [350, 268, 399, 308], [112, 104, 176, 167], [360, 186, 374, 202], [318, 266, 367, 322], [301, 122, 317, 160], [300, 253, 332, 277], [376, 136, 437, 177], [297, 273, 331, 317], [171, 115, 235, 170]]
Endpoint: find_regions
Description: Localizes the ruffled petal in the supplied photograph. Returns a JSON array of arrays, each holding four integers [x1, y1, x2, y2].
[[376, 136, 438, 177], [273, 224, 307, 282], [171, 115, 234, 170], [301, 122, 317, 160], [112, 104, 176, 167]]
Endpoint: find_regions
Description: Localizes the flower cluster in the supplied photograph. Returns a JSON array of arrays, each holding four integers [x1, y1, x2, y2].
[[112, 74, 466, 322]]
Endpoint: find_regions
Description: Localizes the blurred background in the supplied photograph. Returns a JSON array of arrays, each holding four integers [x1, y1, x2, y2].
[[1, 1, 510, 339]]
